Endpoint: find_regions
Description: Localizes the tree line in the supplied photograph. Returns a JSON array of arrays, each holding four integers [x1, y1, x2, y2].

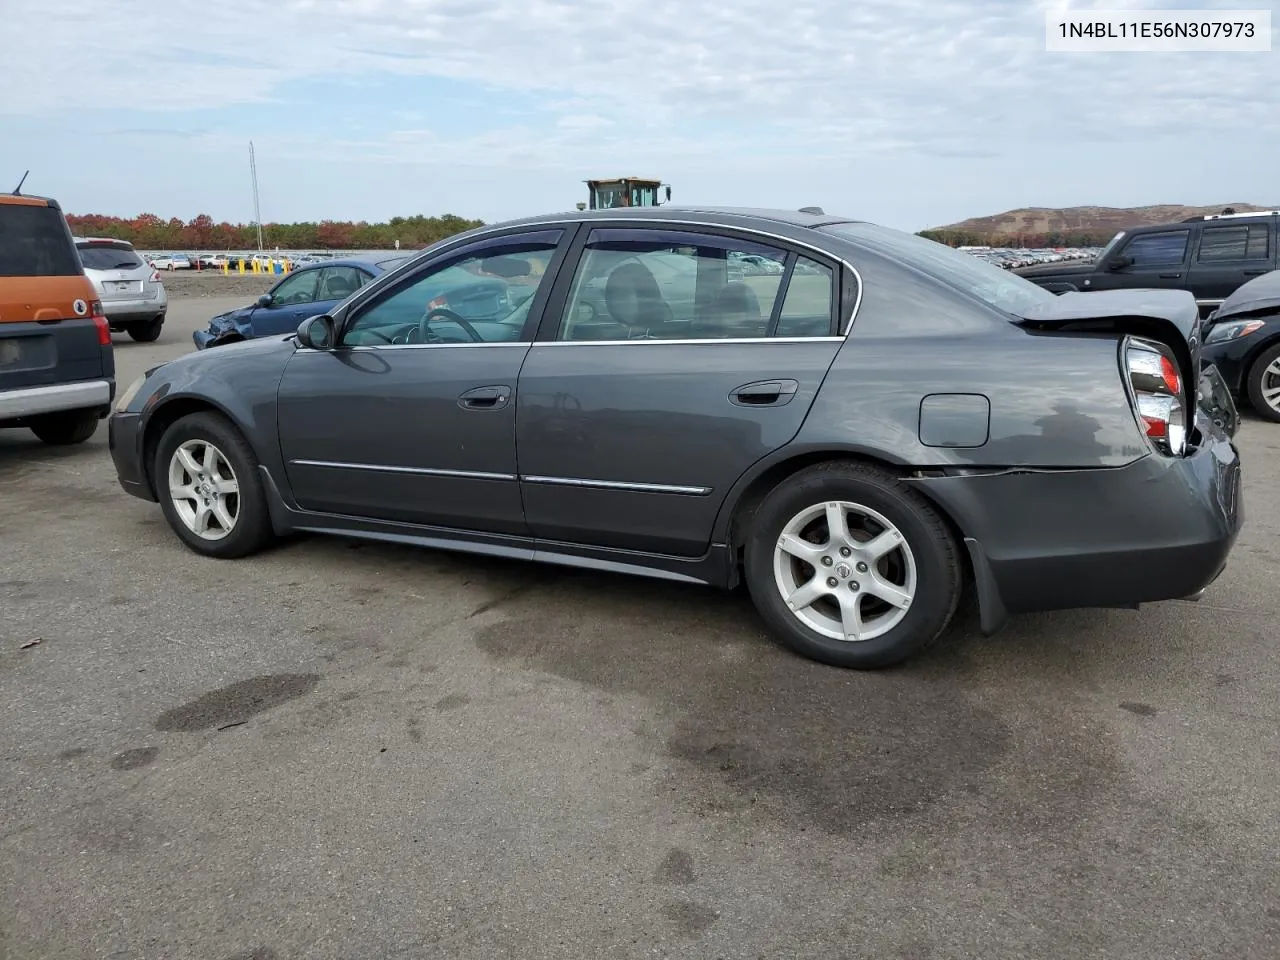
[[918, 228, 1113, 248], [64, 212, 486, 251], [63, 212, 1113, 252]]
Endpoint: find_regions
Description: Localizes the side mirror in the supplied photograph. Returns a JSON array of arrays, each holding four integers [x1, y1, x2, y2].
[[256, 293, 273, 307], [1107, 255, 1134, 271], [296, 314, 336, 350]]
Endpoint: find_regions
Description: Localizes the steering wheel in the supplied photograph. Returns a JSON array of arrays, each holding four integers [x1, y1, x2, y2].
[[418, 307, 484, 344]]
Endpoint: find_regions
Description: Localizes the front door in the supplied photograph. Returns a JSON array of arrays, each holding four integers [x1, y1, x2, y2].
[[1186, 220, 1276, 303], [276, 228, 571, 535], [516, 224, 849, 558], [251, 267, 328, 337], [1092, 227, 1194, 293]]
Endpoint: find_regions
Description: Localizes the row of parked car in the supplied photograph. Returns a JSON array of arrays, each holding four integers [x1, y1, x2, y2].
[[963, 246, 1101, 270], [147, 251, 337, 271], [0, 192, 1269, 673]]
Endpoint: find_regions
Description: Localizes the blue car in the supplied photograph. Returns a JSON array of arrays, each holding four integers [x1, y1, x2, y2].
[[193, 255, 411, 349]]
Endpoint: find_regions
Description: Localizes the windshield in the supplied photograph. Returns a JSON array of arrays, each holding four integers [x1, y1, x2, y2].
[[78, 244, 144, 270], [819, 222, 1058, 317], [1096, 230, 1125, 263]]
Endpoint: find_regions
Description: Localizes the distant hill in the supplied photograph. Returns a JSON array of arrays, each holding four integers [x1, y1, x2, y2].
[[921, 203, 1279, 248]]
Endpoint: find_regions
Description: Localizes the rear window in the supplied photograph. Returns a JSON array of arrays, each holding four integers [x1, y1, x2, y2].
[[0, 204, 82, 277], [77, 243, 145, 270], [819, 221, 1057, 317]]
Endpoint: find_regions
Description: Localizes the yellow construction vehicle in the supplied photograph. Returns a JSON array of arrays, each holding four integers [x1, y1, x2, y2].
[[580, 177, 672, 211]]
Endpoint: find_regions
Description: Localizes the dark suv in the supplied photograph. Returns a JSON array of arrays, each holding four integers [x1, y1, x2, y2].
[[1014, 210, 1279, 317], [1, 193, 115, 445]]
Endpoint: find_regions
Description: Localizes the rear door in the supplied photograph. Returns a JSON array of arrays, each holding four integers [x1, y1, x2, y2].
[[1092, 228, 1194, 292], [1186, 220, 1276, 304], [515, 223, 850, 558], [0, 200, 108, 395]]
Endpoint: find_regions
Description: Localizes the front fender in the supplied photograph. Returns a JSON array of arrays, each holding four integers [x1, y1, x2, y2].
[[132, 337, 297, 490]]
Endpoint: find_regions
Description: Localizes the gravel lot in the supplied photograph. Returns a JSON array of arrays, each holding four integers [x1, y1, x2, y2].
[[3, 294, 1279, 960]]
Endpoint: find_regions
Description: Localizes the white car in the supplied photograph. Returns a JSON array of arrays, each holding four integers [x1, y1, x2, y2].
[[149, 254, 191, 271], [76, 238, 167, 341]]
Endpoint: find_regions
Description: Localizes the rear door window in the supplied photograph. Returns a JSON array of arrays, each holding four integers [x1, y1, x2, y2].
[[0, 204, 82, 277], [77, 243, 145, 271], [1197, 224, 1271, 262]]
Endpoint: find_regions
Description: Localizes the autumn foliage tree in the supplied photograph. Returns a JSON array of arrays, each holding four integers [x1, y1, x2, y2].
[[63, 212, 485, 251]]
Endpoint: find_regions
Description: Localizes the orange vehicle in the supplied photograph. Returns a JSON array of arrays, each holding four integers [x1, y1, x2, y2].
[[0, 187, 115, 445]]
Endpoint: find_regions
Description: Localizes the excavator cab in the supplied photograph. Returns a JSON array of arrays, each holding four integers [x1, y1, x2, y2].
[[584, 178, 671, 210]]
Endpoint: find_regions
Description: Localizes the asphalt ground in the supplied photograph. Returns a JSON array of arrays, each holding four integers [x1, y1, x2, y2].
[[2, 294, 1279, 960]]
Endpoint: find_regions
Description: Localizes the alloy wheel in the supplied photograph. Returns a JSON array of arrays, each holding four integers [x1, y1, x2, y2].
[[1262, 357, 1280, 414], [772, 500, 917, 642], [167, 439, 240, 541]]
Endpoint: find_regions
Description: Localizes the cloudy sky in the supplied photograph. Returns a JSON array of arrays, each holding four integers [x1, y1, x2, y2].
[[0, 0, 1275, 231]]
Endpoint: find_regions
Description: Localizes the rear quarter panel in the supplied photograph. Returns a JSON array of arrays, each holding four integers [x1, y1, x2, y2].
[[793, 250, 1150, 469]]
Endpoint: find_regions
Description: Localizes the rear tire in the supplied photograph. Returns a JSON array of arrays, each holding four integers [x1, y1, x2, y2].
[[743, 461, 963, 669], [154, 411, 274, 559], [1245, 342, 1280, 423], [29, 409, 100, 446], [127, 317, 164, 342]]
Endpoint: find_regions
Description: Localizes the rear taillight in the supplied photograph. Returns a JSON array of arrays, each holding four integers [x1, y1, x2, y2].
[[91, 300, 111, 345], [1123, 337, 1185, 456], [149, 270, 161, 283]]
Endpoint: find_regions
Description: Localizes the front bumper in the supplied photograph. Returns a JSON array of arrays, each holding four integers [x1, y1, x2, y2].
[[108, 411, 155, 501], [1200, 337, 1257, 397], [912, 413, 1243, 633], [0, 379, 113, 421]]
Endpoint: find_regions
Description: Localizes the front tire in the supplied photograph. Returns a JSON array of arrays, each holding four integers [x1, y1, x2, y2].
[[128, 316, 164, 342], [744, 461, 963, 669], [29, 409, 100, 446], [154, 411, 273, 558], [1245, 342, 1280, 423]]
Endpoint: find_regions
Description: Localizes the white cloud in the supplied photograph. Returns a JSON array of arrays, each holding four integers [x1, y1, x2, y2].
[[1, 0, 1275, 225], [4, 0, 1275, 145]]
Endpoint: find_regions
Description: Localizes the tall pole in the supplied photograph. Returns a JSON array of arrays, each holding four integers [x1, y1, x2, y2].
[[249, 141, 264, 252]]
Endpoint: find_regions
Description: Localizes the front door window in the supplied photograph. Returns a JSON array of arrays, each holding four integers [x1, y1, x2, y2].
[[270, 269, 321, 305], [343, 235, 562, 347]]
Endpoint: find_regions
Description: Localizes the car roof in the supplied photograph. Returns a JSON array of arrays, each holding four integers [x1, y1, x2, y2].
[[289, 255, 406, 271], [489, 205, 861, 232], [1130, 210, 1280, 233], [74, 236, 135, 247], [0, 193, 59, 209]]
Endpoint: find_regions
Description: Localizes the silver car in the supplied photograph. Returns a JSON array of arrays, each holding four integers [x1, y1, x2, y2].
[[75, 237, 167, 341]]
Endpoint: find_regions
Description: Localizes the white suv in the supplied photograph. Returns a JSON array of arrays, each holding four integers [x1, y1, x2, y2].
[[75, 238, 168, 342]]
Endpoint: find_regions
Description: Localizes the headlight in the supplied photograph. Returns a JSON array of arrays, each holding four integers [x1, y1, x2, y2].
[[114, 373, 147, 412], [1205, 319, 1265, 344]]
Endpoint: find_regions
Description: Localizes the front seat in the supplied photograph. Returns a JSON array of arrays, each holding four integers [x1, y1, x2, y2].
[[323, 273, 356, 300], [694, 281, 763, 338], [604, 261, 669, 335]]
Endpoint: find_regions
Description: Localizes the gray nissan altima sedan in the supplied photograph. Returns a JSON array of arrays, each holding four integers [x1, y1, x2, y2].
[[108, 206, 1244, 669]]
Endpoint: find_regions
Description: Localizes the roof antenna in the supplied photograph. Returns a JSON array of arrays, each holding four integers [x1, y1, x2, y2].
[[13, 170, 29, 195], [798, 205, 824, 215]]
